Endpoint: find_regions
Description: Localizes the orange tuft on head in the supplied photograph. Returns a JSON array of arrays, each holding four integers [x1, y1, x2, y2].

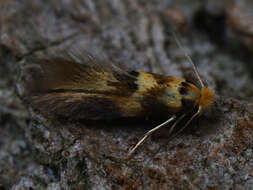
[[199, 87, 214, 110]]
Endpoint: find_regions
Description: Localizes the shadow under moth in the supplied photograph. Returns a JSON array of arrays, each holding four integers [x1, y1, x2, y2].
[[17, 46, 214, 158]]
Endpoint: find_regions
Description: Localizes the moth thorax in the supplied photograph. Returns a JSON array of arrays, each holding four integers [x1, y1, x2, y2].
[[199, 87, 214, 110]]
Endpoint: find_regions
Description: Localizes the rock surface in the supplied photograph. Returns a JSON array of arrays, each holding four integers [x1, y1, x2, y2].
[[0, 0, 253, 189]]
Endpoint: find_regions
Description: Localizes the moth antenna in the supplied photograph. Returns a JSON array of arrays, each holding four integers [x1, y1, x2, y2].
[[172, 31, 205, 88]]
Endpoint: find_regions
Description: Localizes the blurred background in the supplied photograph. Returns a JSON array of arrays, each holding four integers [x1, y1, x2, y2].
[[1, 0, 253, 189]]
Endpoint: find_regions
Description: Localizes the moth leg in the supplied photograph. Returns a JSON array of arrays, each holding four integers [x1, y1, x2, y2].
[[145, 114, 186, 164], [167, 114, 186, 135], [170, 108, 201, 139], [128, 115, 177, 158]]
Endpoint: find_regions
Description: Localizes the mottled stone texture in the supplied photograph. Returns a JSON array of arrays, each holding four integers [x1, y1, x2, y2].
[[1, 0, 253, 189]]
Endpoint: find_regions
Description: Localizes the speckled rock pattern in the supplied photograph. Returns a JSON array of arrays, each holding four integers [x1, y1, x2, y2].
[[0, 0, 253, 189]]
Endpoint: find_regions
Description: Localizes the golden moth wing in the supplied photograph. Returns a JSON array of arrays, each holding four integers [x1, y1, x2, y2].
[[18, 48, 139, 97], [17, 48, 144, 120]]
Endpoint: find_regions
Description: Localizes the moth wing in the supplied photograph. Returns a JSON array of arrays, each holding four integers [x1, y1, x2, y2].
[[18, 47, 138, 96], [17, 47, 140, 120]]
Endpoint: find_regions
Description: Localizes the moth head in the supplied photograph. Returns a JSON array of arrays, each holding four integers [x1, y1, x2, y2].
[[198, 87, 214, 113]]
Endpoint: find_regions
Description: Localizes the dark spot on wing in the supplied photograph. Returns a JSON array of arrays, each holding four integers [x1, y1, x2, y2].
[[181, 82, 191, 88], [180, 81, 195, 96], [185, 79, 195, 85], [126, 80, 139, 91], [108, 71, 139, 96], [179, 87, 189, 95], [151, 73, 174, 85], [128, 70, 139, 77]]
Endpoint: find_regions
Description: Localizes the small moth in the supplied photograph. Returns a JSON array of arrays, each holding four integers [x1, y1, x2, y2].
[[17, 42, 214, 158]]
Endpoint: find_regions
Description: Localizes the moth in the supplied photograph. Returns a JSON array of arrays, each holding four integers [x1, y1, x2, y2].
[[17, 43, 214, 158]]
